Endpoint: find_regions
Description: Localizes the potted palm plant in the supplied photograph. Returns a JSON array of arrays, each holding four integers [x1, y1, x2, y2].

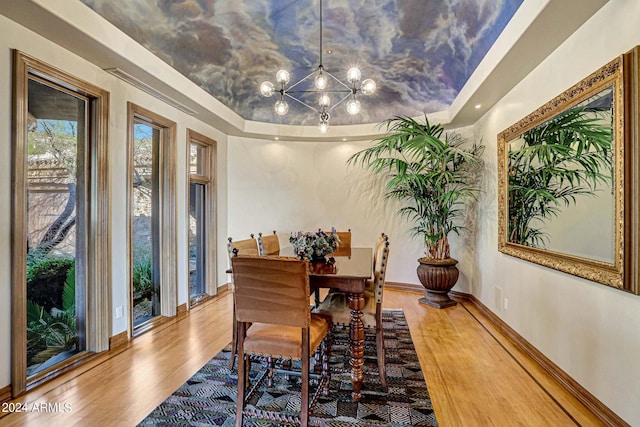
[[348, 115, 484, 308]]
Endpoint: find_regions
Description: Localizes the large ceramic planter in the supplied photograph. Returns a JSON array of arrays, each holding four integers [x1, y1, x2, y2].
[[416, 257, 459, 308]]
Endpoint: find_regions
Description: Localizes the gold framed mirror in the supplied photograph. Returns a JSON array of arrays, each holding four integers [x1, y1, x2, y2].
[[498, 48, 639, 293]]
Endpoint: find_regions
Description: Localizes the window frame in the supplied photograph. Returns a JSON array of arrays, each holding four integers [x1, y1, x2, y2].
[[11, 50, 111, 396], [127, 103, 178, 337], [186, 129, 217, 306]]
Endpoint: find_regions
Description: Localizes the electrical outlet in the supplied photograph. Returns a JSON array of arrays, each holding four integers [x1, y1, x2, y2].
[[495, 286, 503, 312], [503, 298, 509, 311], [115, 306, 124, 319]]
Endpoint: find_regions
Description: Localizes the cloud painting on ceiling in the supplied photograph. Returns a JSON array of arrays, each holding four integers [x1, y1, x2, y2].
[[81, 0, 523, 126]]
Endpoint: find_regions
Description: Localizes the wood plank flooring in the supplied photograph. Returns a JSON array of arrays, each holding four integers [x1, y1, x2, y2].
[[0, 288, 602, 426]]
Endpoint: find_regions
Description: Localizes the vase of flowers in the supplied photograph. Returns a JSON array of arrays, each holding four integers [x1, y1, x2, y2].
[[289, 229, 340, 262]]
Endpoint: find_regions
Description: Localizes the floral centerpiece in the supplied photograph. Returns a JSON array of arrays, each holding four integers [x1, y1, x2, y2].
[[289, 229, 340, 262]]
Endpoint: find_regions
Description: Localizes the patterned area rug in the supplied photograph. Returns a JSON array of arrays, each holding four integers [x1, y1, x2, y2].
[[139, 309, 437, 426]]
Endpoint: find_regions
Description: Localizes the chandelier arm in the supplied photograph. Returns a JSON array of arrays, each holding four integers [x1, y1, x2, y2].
[[324, 69, 354, 91], [286, 89, 351, 95], [327, 92, 352, 113], [286, 70, 318, 92], [283, 92, 322, 114]]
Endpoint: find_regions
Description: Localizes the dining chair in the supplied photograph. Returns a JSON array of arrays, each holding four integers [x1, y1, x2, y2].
[[227, 235, 259, 260], [227, 235, 259, 370], [314, 233, 390, 391], [328, 228, 351, 257], [232, 255, 331, 427], [311, 228, 352, 306], [257, 230, 280, 256]]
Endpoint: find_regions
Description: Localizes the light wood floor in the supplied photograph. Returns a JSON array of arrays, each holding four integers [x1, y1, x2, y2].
[[1, 288, 603, 426]]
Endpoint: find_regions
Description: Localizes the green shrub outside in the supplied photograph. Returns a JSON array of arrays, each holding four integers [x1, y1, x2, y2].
[[132, 248, 153, 302], [27, 255, 75, 313], [26, 265, 77, 370]]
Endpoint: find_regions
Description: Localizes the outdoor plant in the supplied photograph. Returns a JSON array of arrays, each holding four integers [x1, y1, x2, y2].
[[348, 115, 484, 260], [290, 229, 340, 261], [508, 104, 612, 247], [26, 266, 77, 369], [26, 255, 75, 312], [132, 247, 154, 303]]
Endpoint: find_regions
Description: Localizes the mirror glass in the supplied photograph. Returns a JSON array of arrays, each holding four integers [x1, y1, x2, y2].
[[498, 56, 626, 290], [507, 86, 615, 261]]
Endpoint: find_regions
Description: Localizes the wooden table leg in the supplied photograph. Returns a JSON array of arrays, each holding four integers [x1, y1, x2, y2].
[[348, 291, 365, 402]]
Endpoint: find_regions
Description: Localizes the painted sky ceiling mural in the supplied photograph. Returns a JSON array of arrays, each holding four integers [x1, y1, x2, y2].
[[80, 0, 523, 126]]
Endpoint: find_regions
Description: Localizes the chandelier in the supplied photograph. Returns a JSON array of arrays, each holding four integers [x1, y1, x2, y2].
[[259, 0, 376, 132]]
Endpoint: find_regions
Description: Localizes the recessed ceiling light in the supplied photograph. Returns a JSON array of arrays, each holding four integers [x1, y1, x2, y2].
[[474, 104, 482, 109], [342, 138, 347, 141], [274, 136, 279, 140]]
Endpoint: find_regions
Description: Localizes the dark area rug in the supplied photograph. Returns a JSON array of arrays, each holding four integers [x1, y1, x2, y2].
[[138, 309, 437, 426]]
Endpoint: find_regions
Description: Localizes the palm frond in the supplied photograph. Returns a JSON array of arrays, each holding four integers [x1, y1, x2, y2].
[[508, 104, 613, 246], [348, 115, 484, 259]]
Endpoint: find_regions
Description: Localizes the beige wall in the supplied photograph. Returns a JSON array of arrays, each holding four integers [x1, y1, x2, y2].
[[0, 15, 230, 389], [226, 133, 479, 291], [473, 0, 640, 424]]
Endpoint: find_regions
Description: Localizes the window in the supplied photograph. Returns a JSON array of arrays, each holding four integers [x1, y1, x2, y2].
[[11, 51, 110, 395], [127, 103, 177, 335], [187, 130, 217, 305]]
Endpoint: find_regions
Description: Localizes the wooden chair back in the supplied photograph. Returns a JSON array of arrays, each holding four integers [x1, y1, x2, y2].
[[227, 235, 259, 270], [233, 255, 329, 427], [374, 233, 387, 261], [336, 229, 351, 248], [372, 235, 390, 304], [257, 231, 280, 256], [231, 256, 311, 327], [328, 228, 351, 256], [226, 235, 259, 369]]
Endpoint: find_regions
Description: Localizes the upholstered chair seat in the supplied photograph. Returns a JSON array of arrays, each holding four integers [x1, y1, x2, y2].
[[244, 315, 329, 359]]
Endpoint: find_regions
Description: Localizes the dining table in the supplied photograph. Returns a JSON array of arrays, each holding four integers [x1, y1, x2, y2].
[[280, 246, 373, 402]]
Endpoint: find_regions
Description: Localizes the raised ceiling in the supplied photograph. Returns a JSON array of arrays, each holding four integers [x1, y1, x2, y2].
[[0, 0, 609, 139], [79, 0, 523, 127]]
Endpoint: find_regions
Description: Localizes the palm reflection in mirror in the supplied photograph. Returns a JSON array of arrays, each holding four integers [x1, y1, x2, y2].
[[507, 86, 614, 263]]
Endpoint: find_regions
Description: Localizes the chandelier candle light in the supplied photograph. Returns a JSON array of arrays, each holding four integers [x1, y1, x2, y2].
[[259, 0, 376, 132]]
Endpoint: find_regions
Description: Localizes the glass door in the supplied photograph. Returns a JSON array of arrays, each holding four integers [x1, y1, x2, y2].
[[188, 130, 216, 305], [25, 77, 88, 377], [127, 103, 177, 336], [12, 51, 110, 395], [131, 121, 162, 327]]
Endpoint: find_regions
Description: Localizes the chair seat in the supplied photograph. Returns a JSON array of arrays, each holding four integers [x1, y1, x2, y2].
[[244, 314, 330, 359], [314, 290, 377, 328]]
